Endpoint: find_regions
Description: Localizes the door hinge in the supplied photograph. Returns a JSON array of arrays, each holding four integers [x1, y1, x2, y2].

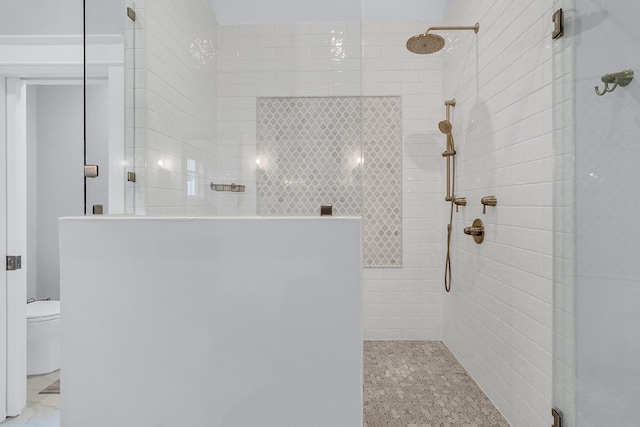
[[552, 408, 563, 427], [6, 256, 22, 271], [552, 9, 564, 39]]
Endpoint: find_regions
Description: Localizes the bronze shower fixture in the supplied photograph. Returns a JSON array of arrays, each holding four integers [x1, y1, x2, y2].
[[406, 23, 479, 54], [481, 196, 497, 214], [440, 99, 456, 202]]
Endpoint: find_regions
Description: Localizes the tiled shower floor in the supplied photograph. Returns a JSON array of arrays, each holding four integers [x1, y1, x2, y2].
[[364, 341, 509, 426], [2, 342, 508, 426]]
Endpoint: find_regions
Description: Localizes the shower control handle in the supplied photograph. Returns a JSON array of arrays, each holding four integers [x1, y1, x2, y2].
[[453, 197, 466, 212], [481, 195, 497, 214], [463, 226, 483, 236], [463, 219, 484, 244]]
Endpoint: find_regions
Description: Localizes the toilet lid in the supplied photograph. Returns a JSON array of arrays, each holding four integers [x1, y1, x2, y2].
[[26, 301, 60, 320]]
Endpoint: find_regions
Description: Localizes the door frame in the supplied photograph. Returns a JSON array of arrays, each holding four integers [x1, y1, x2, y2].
[[3, 75, 85, 418]]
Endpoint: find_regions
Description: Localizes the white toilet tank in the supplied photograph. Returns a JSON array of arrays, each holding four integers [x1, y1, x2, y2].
[[26, 301, 61, 376]]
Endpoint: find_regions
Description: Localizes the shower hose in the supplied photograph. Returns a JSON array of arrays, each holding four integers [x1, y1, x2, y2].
[[444, 145, 455, 293], [444, 199, 454, 293]]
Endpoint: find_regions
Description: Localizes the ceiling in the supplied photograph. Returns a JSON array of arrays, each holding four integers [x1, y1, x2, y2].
[[208, 0, 450, 25]]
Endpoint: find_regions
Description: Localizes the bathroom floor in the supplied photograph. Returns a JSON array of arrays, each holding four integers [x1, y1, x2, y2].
[[1, 342, 507, 427], [0, 371, 59, 426], [364, 341, 509, 427]]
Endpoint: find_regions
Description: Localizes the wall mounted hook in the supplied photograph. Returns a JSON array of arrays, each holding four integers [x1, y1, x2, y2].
[[595, 69, 634, 96]]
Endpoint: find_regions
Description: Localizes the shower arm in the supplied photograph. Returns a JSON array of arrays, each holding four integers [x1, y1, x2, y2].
[[422, 23, 480, 36]]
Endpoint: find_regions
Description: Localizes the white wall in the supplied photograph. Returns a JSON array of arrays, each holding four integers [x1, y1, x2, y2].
[[209, 0, 449, 25], [33, 85, 85, 300], [0, 0, 82, 36], [574, 1, 640, 425], [441, 1, 554, 426], [136, 0, 218, 215], [26, 87, 38, 300]]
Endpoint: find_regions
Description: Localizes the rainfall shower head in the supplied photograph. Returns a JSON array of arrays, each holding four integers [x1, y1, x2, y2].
[[439, 119, 455, 156], [438, 120, 453, 134], [406, 33, 446, 55], [406, 23, 479, 54]]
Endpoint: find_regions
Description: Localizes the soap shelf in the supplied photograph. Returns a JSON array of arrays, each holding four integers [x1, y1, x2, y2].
[[210, 182, 245, 193]]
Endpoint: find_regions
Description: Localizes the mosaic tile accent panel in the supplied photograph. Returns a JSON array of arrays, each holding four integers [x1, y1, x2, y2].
[[364, 341, 510, 426], [256, 97, 402, 267], [362, 97, 402, 267]]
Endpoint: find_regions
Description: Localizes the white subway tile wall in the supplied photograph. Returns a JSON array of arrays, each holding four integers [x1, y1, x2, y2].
[[136, 0, 218, 215], [441, 1, 554, 426], [361, 20, 444, 340]]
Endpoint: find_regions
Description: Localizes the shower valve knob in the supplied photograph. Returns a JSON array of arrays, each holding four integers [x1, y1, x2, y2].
[[463, 227, 483, 236], [463, 219, 484, 244]]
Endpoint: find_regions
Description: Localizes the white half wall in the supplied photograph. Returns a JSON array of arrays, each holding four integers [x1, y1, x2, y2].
[[59, 217, 362, 427]]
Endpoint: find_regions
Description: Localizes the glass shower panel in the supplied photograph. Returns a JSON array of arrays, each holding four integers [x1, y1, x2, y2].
[[572, 0, 640, 425], [553, 1, 640, 426], [84, 0, 127, 215], [552, 1, 577, 425], [214, 2, 364, 217], [124, 2, 137, 214]]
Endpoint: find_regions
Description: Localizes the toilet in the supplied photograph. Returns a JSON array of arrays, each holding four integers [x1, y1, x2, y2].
[[26, 300, 61, 375]]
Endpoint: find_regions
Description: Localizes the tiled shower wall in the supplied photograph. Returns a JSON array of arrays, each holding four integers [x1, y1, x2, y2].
[[442, 1, 554, 426], [361, 21, 446, 339], [135, 0, 218, 215], [217, 20, 446, 339]]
